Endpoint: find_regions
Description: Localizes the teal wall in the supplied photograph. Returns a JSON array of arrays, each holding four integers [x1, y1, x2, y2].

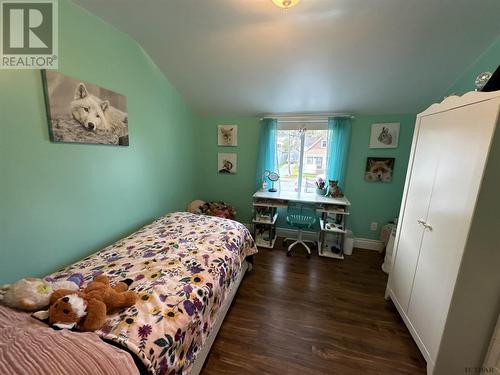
[[344, 114, 415, 238], [446, 35, 500, 95], [195, 117, 261, 223], [196, 114, 415, 240], [0, 0, 196, 284]]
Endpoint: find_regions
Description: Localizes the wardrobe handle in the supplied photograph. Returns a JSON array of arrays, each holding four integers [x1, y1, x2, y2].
[[417, 219, 433, 231]]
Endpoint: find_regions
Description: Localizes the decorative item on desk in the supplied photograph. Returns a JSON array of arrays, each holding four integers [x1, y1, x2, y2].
[[264, 170, 280, 192], [327, 180, 344, 198], [315, 176, 327, 196]]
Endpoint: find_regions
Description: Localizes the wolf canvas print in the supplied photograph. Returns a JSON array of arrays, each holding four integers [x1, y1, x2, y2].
[[43, 71, 129, 146], [364, 157, 395, 182]]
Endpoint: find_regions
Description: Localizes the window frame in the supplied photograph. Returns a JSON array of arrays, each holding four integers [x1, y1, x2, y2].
[[277, 121, 328, 193]]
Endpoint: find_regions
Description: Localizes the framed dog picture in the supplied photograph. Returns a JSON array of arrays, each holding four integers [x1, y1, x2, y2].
[[217, 125, 237, 146], [42, 71, 129, 146], [218, 153, 237, 174], [369, 123, 399, 148], [364, 157, 395, 182]]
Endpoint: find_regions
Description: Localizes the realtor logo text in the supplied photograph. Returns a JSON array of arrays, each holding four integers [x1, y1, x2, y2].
[[1, 0, 58, 69]]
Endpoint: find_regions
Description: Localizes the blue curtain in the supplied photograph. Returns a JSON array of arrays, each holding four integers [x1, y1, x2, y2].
[[255, 118, 278, 190], [326, 117, 352, 190]]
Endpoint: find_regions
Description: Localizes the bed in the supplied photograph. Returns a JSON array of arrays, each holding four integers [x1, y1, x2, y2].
[[0, 212, 258, 375]]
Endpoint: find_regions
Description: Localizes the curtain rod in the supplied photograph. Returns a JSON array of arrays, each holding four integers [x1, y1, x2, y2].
[[260, 113, 354, 121]]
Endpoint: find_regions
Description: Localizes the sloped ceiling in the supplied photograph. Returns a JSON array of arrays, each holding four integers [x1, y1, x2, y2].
[[75, 0, 500, 115]]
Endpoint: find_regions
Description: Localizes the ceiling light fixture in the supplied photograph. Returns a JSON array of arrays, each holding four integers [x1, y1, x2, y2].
[[271, 0, 300, 9]]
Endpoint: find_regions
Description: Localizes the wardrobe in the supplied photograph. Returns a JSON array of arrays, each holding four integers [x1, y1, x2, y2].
[[386, 91, 500, 374]]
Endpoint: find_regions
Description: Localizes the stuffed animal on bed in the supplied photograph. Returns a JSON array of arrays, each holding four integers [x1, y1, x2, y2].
[[0, 277, 79, 311], [33, 275, 137, 332]]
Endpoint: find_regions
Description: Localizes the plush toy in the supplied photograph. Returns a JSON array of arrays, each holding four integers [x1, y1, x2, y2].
[[327, 180, 344, 198], [34, 275, 137, 332], [0, 277, 79, 311]]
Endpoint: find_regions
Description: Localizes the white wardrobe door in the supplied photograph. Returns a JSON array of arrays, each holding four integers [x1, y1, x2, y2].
[[407, 100, 499, 362], [390, 116, 440, 311]]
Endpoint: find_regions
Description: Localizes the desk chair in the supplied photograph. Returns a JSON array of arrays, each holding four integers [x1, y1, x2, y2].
[[284, 203, 317, 258]]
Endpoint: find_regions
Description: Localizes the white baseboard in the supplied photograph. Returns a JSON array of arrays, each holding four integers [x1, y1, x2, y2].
[[353, 238, 385, 252], [245, 224, 384, 252]]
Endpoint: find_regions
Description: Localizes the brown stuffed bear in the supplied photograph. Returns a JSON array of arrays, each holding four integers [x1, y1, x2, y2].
[[42, 275, 137, 332]]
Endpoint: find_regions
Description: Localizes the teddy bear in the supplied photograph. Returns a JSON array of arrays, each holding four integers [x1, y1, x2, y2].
[[0, 277, 79, 311], [34, 275, 137, 332]]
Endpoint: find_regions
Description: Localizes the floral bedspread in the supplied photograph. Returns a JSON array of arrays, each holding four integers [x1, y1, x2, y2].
[[45, 212, 258, 374]]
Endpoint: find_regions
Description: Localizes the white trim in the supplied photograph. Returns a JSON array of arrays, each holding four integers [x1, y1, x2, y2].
[[353, 238, 384, 252], [190, 260, 249, 375], [419, 91, 500, 117]]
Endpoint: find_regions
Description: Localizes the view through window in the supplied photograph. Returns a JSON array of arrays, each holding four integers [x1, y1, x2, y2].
[[277, 125, 329, 193]]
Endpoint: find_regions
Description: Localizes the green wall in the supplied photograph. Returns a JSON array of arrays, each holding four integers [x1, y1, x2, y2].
[[195, 117, 261, 223], [196, 114, 415, 240], [446, 35, 500, 95], [0, 0, 196, 284], [344, 114, 415, 238]]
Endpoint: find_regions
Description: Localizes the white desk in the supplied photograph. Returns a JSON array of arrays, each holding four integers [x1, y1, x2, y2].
[[252, 190, 351, 259], [253, 190, 350, 207]]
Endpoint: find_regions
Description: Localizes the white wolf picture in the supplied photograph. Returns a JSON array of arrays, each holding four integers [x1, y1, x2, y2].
[[44, 71, 129, 146]]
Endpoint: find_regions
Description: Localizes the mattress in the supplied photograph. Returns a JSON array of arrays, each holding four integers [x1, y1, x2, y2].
[[45, 212, 258, 374]]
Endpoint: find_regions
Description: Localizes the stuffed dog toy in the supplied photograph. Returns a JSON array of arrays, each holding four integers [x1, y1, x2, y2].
[[33, 275, 137, 332], [0, 278, 79, 311]]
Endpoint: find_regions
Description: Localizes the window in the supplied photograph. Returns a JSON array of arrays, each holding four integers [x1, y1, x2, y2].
[[277, 123, 329, 193]]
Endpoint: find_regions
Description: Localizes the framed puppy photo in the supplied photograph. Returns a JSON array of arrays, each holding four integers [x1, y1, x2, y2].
[[218, 153, 237, 174], [364, 157, 395, 182], [369, 122, 400, 149], [217, 125, 238, 146], [42, 71, 129, 146]]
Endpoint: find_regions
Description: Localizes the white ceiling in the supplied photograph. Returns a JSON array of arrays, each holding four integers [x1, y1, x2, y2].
[[75, 0, 500, 116]]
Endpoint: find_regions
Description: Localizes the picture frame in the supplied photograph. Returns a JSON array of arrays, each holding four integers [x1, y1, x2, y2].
[[364, 157, 395, 183], [218, 153, 237, 174], [369, 122, 399, 149], [217, 125, 237, 146], [42, 70, 129, 146]]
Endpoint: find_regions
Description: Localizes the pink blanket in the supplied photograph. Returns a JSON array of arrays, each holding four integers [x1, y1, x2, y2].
[[0, 305, 138, 375]]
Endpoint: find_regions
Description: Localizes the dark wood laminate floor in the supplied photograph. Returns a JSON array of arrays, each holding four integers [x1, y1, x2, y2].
[[201, 241, 427, 375]]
